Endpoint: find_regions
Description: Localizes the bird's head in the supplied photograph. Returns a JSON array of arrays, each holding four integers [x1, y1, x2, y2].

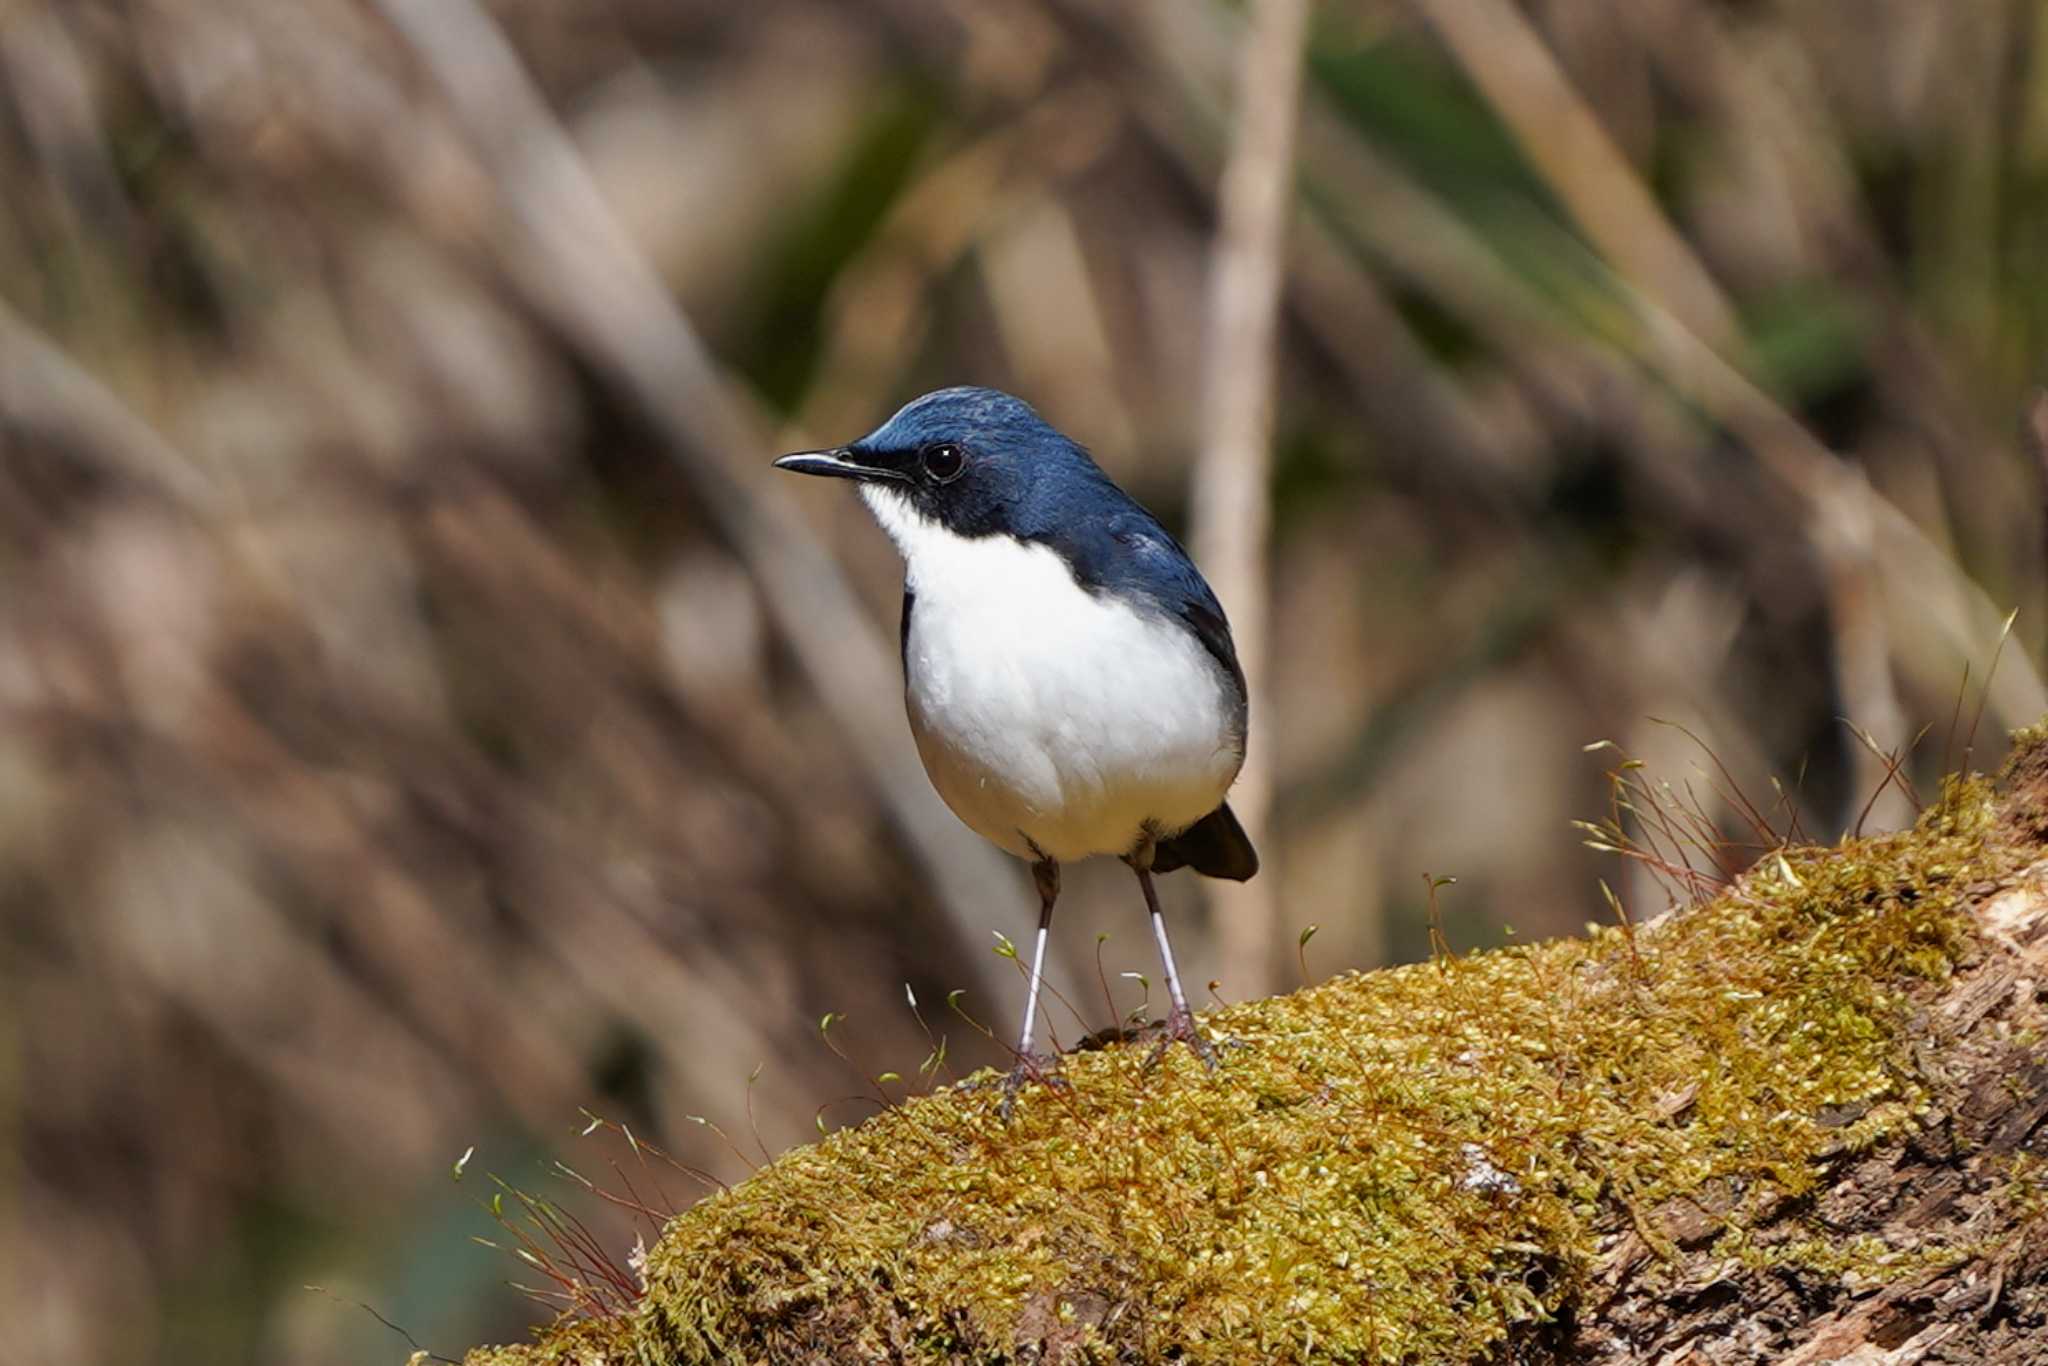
[[773, 386, 1105, 541]]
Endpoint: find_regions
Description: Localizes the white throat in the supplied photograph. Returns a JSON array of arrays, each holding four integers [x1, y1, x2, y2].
[[857, 483, 949, 573]]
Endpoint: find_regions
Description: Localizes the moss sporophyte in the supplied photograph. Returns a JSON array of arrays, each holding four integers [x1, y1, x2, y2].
[[464, 770, 2028, 1364]]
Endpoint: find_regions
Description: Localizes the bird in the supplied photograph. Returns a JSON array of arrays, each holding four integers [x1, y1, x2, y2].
[[774, 386, 1257, 1113]]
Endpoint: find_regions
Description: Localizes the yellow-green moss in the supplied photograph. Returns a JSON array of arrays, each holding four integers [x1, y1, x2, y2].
[[1997, 1151, 2048, 1224], [446, 1316, 643, 1366], [466, 775, 2022, 1365]]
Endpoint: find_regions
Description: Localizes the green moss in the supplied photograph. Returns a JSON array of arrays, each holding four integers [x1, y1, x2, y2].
[[465, 775, 2024, 1365], [1994, 1151, 2048, 1226], [1723, 1229, 1975, 1287], [443, 1314, 645, 1366]]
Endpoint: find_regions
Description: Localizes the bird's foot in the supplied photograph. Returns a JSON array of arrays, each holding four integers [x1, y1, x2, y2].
[[1143, 1005, 1217, 1073], [997, 1052, 1069, 1123]]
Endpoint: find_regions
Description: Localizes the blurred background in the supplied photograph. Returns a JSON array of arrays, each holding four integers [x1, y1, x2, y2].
[[3, 1, 2047, 1361]]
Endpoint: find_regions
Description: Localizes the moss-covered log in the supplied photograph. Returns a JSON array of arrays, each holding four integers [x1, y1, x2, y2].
[[454, 733, 2048, 1364]]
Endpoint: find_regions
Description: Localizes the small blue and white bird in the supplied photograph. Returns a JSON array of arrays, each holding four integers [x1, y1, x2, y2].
[[775, 386, 1257, 1110]]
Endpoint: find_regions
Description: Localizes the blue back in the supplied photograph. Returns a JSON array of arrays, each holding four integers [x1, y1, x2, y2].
[[854, 388, 1247, 711]]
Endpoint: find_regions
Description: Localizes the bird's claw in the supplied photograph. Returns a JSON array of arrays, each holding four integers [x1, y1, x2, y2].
[[997, 1052, 1068, 1123], [1143, 1006, 1217, 1073]]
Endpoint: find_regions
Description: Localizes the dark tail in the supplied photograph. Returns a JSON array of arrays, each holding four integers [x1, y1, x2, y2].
[[1152, 802, 1259, 881]]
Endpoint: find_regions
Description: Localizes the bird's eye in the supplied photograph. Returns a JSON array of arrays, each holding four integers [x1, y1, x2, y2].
[[921, 442, 966, 483]]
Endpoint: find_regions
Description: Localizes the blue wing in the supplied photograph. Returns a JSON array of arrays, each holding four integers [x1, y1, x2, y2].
[[1088, 510, 1247, 712]]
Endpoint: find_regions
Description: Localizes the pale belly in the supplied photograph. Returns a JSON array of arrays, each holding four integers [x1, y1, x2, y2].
[[902, 561, 1244, 865]]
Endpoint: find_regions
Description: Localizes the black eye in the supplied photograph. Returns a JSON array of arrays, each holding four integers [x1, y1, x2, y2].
[[921, 442, 966, 483]]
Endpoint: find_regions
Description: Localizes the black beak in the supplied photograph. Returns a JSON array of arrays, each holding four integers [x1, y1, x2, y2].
[[772, 447, 903, 483]]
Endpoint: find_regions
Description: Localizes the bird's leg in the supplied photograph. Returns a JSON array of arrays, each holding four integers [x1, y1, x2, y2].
[[1000, 857, 1066, 1121], [1126, 841, 1217, 1071], [1014, 858, 1059, 1060]]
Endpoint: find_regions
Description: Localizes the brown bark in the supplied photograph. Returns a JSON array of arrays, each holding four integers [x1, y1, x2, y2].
[[1554, 797, 2048, 1362]]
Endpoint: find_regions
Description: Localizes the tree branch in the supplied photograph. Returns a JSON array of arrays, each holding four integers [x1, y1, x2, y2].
[[1188, 0, 1313, 999]]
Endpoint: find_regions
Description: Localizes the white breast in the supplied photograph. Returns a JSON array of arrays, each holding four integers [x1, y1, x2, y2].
[[861, 485, 1243, 864]]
